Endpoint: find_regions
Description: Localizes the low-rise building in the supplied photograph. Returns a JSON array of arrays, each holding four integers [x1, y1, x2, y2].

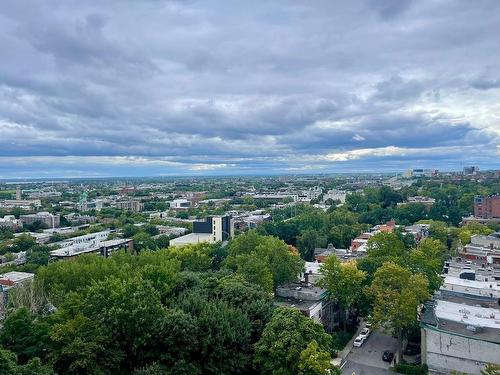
[[64, 213, 97, 225], [421, 258, 500, 374], [421, 294, 500, 374], [398, 196, 436, 209], [169, 199, 191, 209], [323, 189, 347, 204], [169, 215, 234, 246], [0, 199, 42, 209], [0, 271, 35, 317], [275, 282, 339, 332], [50, 238, 133, 259], [459, 233, 500, 264]]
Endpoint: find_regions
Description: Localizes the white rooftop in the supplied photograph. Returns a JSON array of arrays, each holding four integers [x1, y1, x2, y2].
[[0, 271, 34, 283], [304, 262, 322, 274], [169, 232, 214, 246], [436, 300, 500, 329]]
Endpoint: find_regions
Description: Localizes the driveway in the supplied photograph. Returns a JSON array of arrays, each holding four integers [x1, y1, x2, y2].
[[341, 331, 397, 375]]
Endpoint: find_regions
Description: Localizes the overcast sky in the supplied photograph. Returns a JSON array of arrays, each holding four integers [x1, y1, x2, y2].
[[0, 0, 499, 178]]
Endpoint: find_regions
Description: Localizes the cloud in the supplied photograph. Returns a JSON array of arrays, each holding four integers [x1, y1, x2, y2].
[[0, 0, 499, 177]]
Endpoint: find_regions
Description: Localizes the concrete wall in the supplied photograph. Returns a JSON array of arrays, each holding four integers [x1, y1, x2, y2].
[[423, 326, 500, 374]]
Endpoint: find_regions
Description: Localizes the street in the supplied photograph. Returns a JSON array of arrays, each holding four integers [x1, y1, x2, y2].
[[341, 331, 397, 375]]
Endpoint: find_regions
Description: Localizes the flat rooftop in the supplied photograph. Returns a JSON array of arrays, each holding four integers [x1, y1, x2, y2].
[[0, 271, 34, 284], [169, 232, 214, 245], [421, 294, 500, 343]]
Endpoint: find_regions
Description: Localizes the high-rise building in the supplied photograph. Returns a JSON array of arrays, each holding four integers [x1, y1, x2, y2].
[[474, 195, 500, 219], [463, 166, 480, 176]]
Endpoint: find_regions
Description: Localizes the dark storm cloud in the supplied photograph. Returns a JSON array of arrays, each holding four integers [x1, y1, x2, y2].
[[0, 0, 499, 177]]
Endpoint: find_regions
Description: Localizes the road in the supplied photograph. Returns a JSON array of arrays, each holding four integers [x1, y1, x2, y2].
[[341, 331, 397, 375]]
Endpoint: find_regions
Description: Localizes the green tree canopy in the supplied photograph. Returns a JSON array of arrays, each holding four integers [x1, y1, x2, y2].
[[254, 307, 332, 375]]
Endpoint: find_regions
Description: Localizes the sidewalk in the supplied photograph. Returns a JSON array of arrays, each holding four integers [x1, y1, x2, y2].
[[334, 320, 366, 368]]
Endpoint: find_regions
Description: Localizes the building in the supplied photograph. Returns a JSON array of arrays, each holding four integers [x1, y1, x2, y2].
[[76, 200, 103, 212], [0, 271, 35, 317], [398, 196, 436, 209], [0, 199, 42, 209], [323, 189, 347, 204], [459, 233, 500, 264], [49, 230, 133, 260], [313, 244, 361, 263], [156, 226, 188, 236], [403, 169, 438, 178], [114, 200, 144, 212], [463, 166, 480, 176], [420, 296, 500, 375], [306, 186, 323, 200], [275, 282, 339, 332], [420, 257, 500, 374], [20, 212, 60, 228], [169, 215, 234, 246], [0, 215, 23, 230], [404, 223, 430, 242], [64, 213, 97, 225], [50, 238, 133, 259], [474, 195, 500, 220], [169, 199, 191, 209]]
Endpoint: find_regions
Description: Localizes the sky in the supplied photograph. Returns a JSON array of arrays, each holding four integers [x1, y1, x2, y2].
[[0, 0, 499, 178]]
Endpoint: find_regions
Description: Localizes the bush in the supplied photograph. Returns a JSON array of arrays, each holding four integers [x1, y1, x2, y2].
[[394, 363, 428, 375]]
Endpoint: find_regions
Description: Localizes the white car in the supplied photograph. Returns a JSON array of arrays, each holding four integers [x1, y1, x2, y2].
[[359, 327, 371, 339], [353, 335, 365, 347]]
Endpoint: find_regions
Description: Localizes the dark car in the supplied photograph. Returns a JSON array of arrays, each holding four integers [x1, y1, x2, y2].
[[403, 344, 421, 356], [382, 350, 394, 362]]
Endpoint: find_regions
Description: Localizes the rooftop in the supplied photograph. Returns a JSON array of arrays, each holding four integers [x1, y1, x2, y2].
[[422, 294, 500, 344], [0, 271, 35, 285]]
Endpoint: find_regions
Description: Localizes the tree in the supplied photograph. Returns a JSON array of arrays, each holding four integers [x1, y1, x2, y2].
[[233, 253, 274, 293], [457, 223, 494, 245], [409, 238, 446, 292], [50, 314, 123, 375], [481, 363, 500, 375], [81, 277, 166, 370], [0, 308, 50, 363], [17, 357, 55, 375], [366, 232, 406, 260], [132, 232, 157, 252], [12, 234, 36, 253], [369, 262, 430, 360], [297, 340, 337, 375], [0, 349, 54, 375], [0, 348, 18, 375], [319, 257, 366, 329], [297, 229, 326, 261], [26, 245, 51, 266], [254, 307, 332, 375], [225, 231, 303, 292]]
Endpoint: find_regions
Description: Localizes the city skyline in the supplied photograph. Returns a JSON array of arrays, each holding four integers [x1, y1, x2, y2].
[[1, 0, 499, 178]]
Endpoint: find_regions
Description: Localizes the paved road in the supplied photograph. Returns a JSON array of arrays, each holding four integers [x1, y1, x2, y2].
[[341, 331, 397, 375]]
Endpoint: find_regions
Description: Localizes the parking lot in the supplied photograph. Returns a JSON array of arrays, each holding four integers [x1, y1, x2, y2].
[[341, 331, 397, 375]]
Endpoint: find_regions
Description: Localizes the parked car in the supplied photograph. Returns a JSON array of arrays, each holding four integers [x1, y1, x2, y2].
[[353, 335, 366, 347], [359, 327, 371, 339], [382, 350, 394, 362], [403, 343, 421, 356]]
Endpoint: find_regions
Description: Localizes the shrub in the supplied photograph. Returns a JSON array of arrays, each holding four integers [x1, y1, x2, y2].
[[394, 363, 428, 375]]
